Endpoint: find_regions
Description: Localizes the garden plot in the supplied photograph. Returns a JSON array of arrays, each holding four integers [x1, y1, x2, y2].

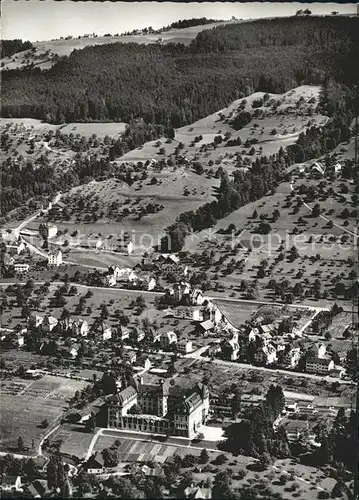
[[0, 375, 88, 453]]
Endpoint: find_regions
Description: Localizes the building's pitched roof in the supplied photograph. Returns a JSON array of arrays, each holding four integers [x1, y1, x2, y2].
[[84, 452, 105, 468], [116, 385, 137, 405], [176, 391, 202, 414], [307, 356, 332, 366], [1, 475, 21, 487], [199, 320, 214, 331]]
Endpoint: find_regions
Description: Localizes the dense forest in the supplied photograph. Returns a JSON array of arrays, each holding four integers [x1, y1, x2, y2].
[[1, 39, 33, 58], [2, 16, 359, 125]]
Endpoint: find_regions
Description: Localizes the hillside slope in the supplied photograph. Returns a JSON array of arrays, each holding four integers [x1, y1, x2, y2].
[[2, 16, 358, 125], [0, 21, 231, 71]]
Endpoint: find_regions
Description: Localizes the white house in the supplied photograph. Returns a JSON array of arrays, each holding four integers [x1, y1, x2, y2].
[[177, 339, 193, 354], [1, 475, 22, 492], [306, 357, 335, 375], [72, 320, 89, 337], [48, 249, 62, 267], [160, 331, 177, 349], [28, 314, 44, 328], [45, 224, 58, 239], [42, 315, 58, 333], [191, 289, 204, 306], [334, 162, 342, 173], [14, 263, 30, 273], [99, 323, 112, 341], [68, 344, 80, 359], [15, 334, 25, 348], [284, 347, 301, 368], [83, 453, 106, 474], [106, 274, 117, 287]]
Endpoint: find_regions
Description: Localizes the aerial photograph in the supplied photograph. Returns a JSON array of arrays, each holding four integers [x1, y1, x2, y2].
[[0, 0, 358, 498]]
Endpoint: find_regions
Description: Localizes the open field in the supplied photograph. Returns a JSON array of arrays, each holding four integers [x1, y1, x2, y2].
[[0, 375, 88, 452], [48, 423, 95, 460], [58, 122, 127, 138], [0, 21, 233, 71], [118, 85, 326, 166], [212, 300, 260, 328]]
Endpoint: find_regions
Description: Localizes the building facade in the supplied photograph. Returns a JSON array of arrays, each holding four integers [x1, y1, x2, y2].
[[107, 380, 209, 439]]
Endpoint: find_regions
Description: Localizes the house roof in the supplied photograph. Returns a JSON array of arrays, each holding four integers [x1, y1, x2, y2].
[[116, 385, 137, 405], [307, 356, 332, 366], [176, 391, 202, 414], [44, 315, 58, 325], [199, 320, 214, 331], [161, 331, 177, 342], [26, 480, 48, 497], [185, 486, 212, 499], [1, 475, 21, 486], [84, 452, 105, 468]]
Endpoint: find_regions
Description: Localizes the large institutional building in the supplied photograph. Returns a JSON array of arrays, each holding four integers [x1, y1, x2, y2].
[[106, 378, 209, 439]]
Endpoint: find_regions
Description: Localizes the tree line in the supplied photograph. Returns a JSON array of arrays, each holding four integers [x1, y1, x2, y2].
[[161, 149, 288, 252], [1, 39, 33, 58]]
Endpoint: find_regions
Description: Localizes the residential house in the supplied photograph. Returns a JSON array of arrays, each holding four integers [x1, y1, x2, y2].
[[221, 332, 240, 361], [68, 343, 80, 359], [130, 464, 163, 477], [48, 249, 63, 267], [160, 331, 178, 349], [118, 241, 134, 255], [106, 274, 117, 287], [14, 263, 30, 273], [254, 341, 277, 365], [193, 309, 203, 322], [72, 319, 89, 337], [131, 328, 145, 343], [191, 289, 204, 306], [177, 339, 193, 355], [170, 281, 191, 304], [248, 327, 260, 342], [25, 479, 51, 498], [42, 315, 58, 333], [132, 276, 156, 291], [196, 320, 214, 336], [184, 486, 212, 499], [98, 323, 112, 341], [334, 162, 342, 174], [282, 347, 301, 368], [40, 223, 57, 239], [15, 333, 25, 348], [1, 475, 22, 492], [306, 356, 335, 375], [317, 343, 327, 359], [6, 240, 26, 256], [123, 350, 137, 364], [82, 452, 106, 474], [117, 325, 130, 341], [157, 254, 180, 265]]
